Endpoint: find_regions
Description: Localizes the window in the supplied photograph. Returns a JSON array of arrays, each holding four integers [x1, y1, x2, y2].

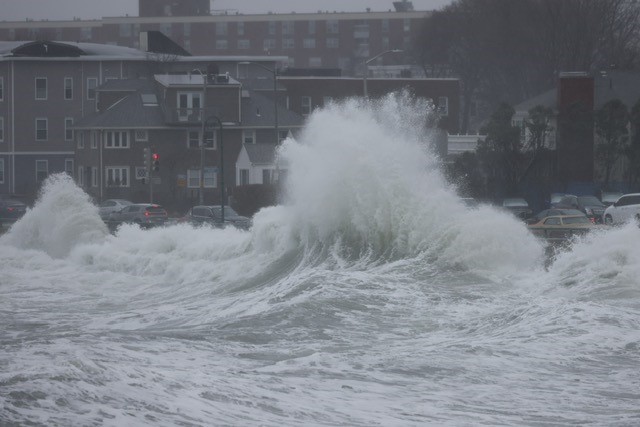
[[64, 77, 73, 100], [77, 132, 84, 148], [216, 40, 228, 50], [65, 118, 74, 141], [243, 130, 255, 144], [382, 19, 389, 32], [282, 38, 294, 49], [65, 159, 74, 176], [237, 22, 244, 35], [81, 27, 92, 40], [135, 130, 148, 141], [77, 165, 85, 186], [187, 169, 200, 188], [177, 92, 202, 121], [263, 39, 276, 51], [239, 169, 249, 186], [238, 39, 250, 49], [184, 23, 191, 37], [544, 217, 561, 226], [35, 78, 47, 100], [0, 159, 4, 183], [309, 57, 322, 67], [301, 96, 312, 116], [119, 23, 131, 37], [437, 97, 449, 116], [188, 131, 200, 149], [160, 23, 172, 37], [308, 21, 316, 34], [92, 167, 98, 187], [204, 130, 215, 149], [282, 21, 294, 35], [326, 38, 339, 48], [262, 169, 274, 185], [354, 22, 369, 39], [404, 19, 411, 32], [188, 130, 215, 149], [105, 131, 130, 148], [0, 117, 3, 141], [268, 21, 276, 35], [87, 78, 97, 100], [91, 131, 98, 149], [135, 166, 148, 181], [216, 22, 228, 36], [204, 167, 216, 187], [327, 20, 339, 34], [303, 38, 316, 49], [0, 76, 4, 101], [188, 168, 216, 188], [36, 160, 48, 182], [105, 167, 129, 187], [36, 118, 48, 141]]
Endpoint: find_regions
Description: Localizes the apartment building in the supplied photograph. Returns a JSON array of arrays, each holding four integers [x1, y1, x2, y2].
[[0, 0, 430, 78], [0, 39, 284, 200], [0, 36, 459, 208]]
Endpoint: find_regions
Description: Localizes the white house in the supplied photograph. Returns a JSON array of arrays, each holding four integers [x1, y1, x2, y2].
[[236, 143, 284, 186]]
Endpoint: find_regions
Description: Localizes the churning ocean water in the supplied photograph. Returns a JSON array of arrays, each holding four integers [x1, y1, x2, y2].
[[2, 94, 640, 427]]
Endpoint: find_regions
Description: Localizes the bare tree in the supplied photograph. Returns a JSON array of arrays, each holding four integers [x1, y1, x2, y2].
[[595, 99, 629, 189], [413, 0, 640, 131]]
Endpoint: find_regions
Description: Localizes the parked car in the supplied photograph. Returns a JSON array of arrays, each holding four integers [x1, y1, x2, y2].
[[600, 191, 623, 207], [0, 196, 28, 227], [553, 195, 606, 223], [502, 198, 533, 220], [602, 193, 640, 226], [98, 199, 133, 220], [528, 208, 586, 224], [549, 193, 566, 208], [528, 213, 601, 240], [182, 205, 252, 230], [106, 203, 168, 229]]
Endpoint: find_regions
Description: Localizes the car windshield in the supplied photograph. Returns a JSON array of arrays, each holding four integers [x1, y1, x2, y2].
[[503, 198, 528, 207], [562, 216, 591, 225], [211, 206, 240, 216], [145, 206, 166, 215], [578, 196, 604, 207], [601, 193, 622, 203]]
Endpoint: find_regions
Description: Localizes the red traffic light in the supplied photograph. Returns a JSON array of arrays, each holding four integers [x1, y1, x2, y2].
[[152, 153, 160, 160]]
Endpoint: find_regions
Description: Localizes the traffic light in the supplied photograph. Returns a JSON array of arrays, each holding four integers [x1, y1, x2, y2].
[[152, 153, 160, 172], [143, 147, 150, 170]]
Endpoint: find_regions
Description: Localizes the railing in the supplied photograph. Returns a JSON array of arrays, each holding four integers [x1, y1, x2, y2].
[[171, 108, 204, 124]]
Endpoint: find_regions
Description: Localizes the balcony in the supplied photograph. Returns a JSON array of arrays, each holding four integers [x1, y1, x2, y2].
[[170, 108, 204, 124]]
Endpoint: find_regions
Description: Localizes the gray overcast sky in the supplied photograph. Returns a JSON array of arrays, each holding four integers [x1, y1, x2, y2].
[[1, 0, 452, 21]]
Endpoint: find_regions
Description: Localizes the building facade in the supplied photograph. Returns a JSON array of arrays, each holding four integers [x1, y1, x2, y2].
[[1, 38, 460, 211], [0, 39, 284, 200], [0, 1, 429, 78]]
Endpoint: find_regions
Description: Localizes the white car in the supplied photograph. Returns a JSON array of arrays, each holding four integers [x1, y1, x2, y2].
[[602, 193, 640, 225], [98, 199, 133, 220]]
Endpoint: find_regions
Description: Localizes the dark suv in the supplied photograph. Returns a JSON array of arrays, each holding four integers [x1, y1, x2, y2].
[[554, 195, 606, 223], [183, 205, 251, 230], [106, 203, 168, 229]]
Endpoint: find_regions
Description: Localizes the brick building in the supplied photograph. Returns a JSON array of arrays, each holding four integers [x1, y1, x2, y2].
[[0, 0, 430, 78]]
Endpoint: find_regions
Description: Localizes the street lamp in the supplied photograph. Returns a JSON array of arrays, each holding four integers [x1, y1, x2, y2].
[[192, 68, 207, 204], [238, 61, 279, 145], [205, 115, 226, 223], [363, 49, 403, 98]]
